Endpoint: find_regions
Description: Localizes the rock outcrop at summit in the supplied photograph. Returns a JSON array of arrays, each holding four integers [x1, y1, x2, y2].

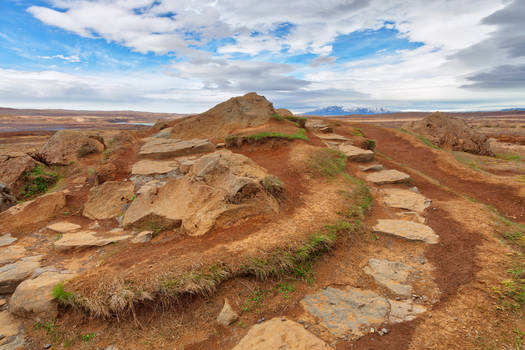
[[169, 92, 276, 140], [405, 112, 494, 155], [123, 150, 279, 236], [33, 130, 105, 165]]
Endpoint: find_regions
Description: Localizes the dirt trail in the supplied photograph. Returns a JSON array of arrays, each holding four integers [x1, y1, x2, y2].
[[354, 123, 525, 223]]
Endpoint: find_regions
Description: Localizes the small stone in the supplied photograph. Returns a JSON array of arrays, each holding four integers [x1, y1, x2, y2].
[[304, 324, 309, 329], [370, 328, 375, 333], [281, 317, 286, 321], [106, 346, 119, 350], [298, 319, 304, 324], [44, 344, 51, 349], [409, 186, 419, 193], [395, 296, 401, 301], [428, 314, 432, 318], [257, 317, 265, 324], [381, 328, 388, 334], [216, 299, 239, 326], [131, 231, 153, 244]]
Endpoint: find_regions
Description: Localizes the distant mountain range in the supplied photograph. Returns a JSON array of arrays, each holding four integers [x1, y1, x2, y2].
[[501, 108, 525, 111], [302, 106, 391, 116]]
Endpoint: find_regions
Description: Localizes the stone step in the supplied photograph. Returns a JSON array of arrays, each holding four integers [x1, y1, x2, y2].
[[373, 219, 439, 244], [366, 169, 411, 185], [363, 258, 413, 297], [46, 222, 81, 233], [359, 164, 383, 172], [381, 188, 431, 213], [54, 231, 131, 251], [338, 144, 375, 162], [139, 138, 214, 159]]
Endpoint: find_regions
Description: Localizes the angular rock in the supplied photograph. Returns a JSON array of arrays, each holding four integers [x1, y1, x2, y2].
[[301, 286, 389, 338], [170, 92, 276, 140], [0, 246, 25, 267], [216, 299, 239, 326], [132, 159, 180, 176], [124, 150, 278, 236], [0, 154, 38, 195], [373, 219, 439, 244], [9, 271, 76, 321], [95, 163, 117, 184], [364, 258, 413, 296], [366, 169, 411, 185], [358, 164, 383, 172], [0, 257, 41, 294], [0, 192, 67, 231], [382, 188, 430, 213], [338, 144, 374, 162], [316, 133, 349, 142], [54, 231, 131, 251], [83, 181, 134, 220], [46, 222, 81, 233], [0, 183, 16, 213], [34, 130, 105, 165], [232, 318, 332, 350], [276, 108, 294, 117], [389, 300, 426, 323], [0, 233, 16, 247], [152, 127, 173, 139], [0, 311, 22, 345], [131, 231, 153, 244], [139, 138, 214, 159]]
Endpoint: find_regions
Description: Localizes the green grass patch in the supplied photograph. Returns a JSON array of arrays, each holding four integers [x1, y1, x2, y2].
[[309, 148, 347, 179], [226, 128, 308, 147], [272, 113, 307, 128], [52, 283, 76, 304], [261, 175, 284, 196], [451, 151, 481, 171], [496, 153, 522, 162], [19, 165, 60, 199], [399, 128, 440, 149], [351, 128, 365, 137]]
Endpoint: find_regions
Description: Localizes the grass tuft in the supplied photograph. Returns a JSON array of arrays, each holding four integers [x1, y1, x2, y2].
[[309, 148, 347, 179]]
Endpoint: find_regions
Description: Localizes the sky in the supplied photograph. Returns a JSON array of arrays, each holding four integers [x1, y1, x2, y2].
[[0, 0, 524, 113]]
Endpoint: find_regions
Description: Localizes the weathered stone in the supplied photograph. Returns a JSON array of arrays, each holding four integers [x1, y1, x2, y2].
[[34, 130, 105, 165], [152, 127, 173, 139], [338, 144, 374, 162], [9, 271, 76, 321], [0, 257, 41, 294], [124, 150, 278, 236], [216, 299, 239, 326], [0, 246, 25, 267], [0, 192, 67, 231], [0, 155, 38, 195], [131, 231, 153, 244], [0, 234, 16, 247], [358, 164, 383, 172], [316, 133, 349, 141], [46, 222, 81, 233], [83, 181, 134, 220], [54, 231, 131, 251], [373, 219, 439, 244], [301, 287, 389, 338], [139, 138, 214, 159], [382, 188, 430, 213], [389, 300, 426, 323], [276, 108, 294, 117], [95, 163, 117, 184], [364, 258, 413, 296], [232, 318, 332, 350], [131, 159, 180, 176], [366, 169, 411, 185], [0, 311, 22, 346], [0, 184, 16, 213]]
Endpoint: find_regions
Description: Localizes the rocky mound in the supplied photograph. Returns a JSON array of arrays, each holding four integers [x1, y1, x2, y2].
[[33, 130, 105, 165], [169, 92, 276, 140], [405, 112, 493, 155], [276, 108, 294, 116], [0, 153, 39, 195]]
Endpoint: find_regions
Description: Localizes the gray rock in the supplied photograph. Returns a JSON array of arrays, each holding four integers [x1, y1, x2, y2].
[[0, 257, 41, 294], [373, 219, 439, 244], [0, 234, 16, 248], [131, 231, 153, 244], [359, 164, 383, 172], [366, 170, 411, 185], [364, 258, 413, 296]]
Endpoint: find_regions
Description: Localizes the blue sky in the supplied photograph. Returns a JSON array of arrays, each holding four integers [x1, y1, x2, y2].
[[0, 0, 523, 113]]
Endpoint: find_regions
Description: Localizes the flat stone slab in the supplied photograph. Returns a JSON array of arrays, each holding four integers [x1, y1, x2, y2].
[[301, 287, 389, 338], [373, 219, 439, 244], [366, 169, 411, 185], [232, 317, 332, 350], [382, 188, 430, 213], [131, 159, 180, 176], [0, 256, 41, 294], [139, 138, 214, 159], [364, 258, 413, 296], [0, 245, 26, 266], [301, 287, 426, 339], [359, 164, 383, 172], [0, 310, 22, 344], [316, 133, 349, 141], [54, 231, 131, 251], [131, 231, 153, 244], [0, 233, 16, 247], [46, 222, 81, 233], [338, 144, 374, 162]]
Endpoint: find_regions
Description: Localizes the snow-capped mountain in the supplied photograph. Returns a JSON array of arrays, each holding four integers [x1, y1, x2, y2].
[[302, 106, 391, 116]]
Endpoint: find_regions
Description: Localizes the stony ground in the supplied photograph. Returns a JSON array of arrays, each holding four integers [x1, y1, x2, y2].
[[0, 98, 524, 350]]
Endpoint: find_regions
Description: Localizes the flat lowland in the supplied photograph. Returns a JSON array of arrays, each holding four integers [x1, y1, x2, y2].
[[0, 95, 523, 350]]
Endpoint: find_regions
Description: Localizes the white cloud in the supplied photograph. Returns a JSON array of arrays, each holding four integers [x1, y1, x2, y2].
[[38, 54, 81, 63]]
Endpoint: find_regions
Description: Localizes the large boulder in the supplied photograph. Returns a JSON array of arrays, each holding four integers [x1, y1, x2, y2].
[[170, 92, 276, 140], [83, 181, 135, 220], [33, 130, 105, 165], [0, 153, 39, 195], [405, 112, 494, 155], [123, 150, 279, 236], [9, 271, 76, 321], [0, 191, 67, 232]]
